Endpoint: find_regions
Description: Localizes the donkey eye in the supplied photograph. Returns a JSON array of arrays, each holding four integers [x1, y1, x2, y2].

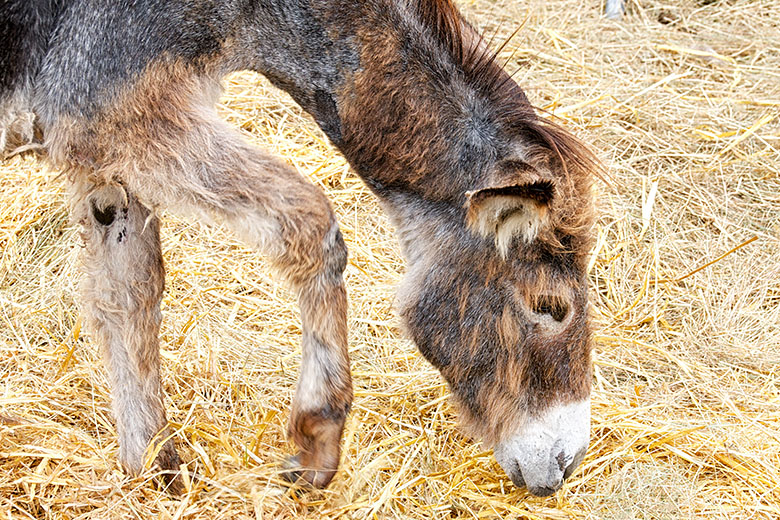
[[532, 294, 569, 322]]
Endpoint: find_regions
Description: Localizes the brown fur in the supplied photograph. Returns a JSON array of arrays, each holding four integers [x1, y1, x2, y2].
[[5, 0, 599, 491], [53, 59, 352, 488], [69, 178, 181, 485], [331, 1, 597, 447]]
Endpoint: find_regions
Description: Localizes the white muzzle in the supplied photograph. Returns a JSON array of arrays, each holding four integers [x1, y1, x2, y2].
[[493, 399, 590, 496]]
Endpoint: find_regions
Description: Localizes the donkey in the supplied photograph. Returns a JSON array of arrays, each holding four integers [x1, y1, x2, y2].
[[1, 0, 597, 497]]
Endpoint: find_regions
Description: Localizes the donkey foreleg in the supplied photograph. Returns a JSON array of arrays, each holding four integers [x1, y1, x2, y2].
[[70, 180, 180, 485], [120, 126, 351, 488], [286, 222, 350, 487]]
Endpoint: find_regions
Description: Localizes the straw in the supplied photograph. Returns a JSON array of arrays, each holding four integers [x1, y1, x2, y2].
[[2, 0, 779, 518]]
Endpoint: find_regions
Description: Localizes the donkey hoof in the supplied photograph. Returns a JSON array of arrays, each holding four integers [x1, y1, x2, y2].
[[154, 442, 184, 494], [158, 469, 184, 495], [280, 454, 336, 489], [280, 455, 305, 485]]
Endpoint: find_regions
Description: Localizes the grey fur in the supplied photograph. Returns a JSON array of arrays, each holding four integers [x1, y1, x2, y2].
[[1, 0, 596, 494]]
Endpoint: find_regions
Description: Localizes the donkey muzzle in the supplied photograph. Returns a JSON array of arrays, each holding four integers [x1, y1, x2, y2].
[[493, 399, 590, 496]]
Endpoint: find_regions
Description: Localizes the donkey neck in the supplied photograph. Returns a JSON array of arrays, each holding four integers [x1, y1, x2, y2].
[[240, 1, 523, 206]]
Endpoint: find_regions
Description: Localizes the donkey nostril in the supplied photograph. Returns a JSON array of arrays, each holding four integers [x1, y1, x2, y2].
[[563, 460, 576, 480], [563, 447, 587, 480], [555, 450, 567, 472], [509, 461, 526, 488]]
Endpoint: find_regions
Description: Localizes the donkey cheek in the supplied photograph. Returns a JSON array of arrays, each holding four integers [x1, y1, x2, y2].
[[404, 311, 453, 371], [417, 338, 452, 373]]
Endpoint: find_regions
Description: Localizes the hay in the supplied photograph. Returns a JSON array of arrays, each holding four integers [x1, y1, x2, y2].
[[1, 0, 779, 518]]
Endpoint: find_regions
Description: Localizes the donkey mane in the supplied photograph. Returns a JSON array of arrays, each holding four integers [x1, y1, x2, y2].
[[414, 0, 601, 179]]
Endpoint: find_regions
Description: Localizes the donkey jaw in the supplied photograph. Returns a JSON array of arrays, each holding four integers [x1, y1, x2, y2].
[[493, 399, 590, 497]]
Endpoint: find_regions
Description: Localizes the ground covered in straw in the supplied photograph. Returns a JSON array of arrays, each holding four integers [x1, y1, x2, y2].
[[1, 0, 779, 518]]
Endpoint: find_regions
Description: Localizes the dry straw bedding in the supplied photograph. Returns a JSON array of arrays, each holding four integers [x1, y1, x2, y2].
[[1, 0, 779, 518]]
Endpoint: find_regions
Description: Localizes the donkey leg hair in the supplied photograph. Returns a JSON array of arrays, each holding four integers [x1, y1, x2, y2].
[[120, 122, 351, 488], [1, 90, 38, 156], [70, 179, 180, 483]]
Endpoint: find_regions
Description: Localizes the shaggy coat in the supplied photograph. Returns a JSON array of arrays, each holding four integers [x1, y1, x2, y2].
[[1, 0, 597, 495]]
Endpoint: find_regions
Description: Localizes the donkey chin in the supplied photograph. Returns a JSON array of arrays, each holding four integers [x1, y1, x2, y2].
[[493, 399, 590, 496]]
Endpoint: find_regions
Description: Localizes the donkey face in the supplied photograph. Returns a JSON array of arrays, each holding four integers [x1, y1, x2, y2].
[[393, 146, 594, 496]]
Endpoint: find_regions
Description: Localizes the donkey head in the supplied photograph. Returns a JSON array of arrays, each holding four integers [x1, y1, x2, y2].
[[389, 125, 595, 496]]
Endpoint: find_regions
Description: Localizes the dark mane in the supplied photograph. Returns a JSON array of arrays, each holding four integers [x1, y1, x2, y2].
[[413, 0, 602, 179], [413, 0, 502, 90]]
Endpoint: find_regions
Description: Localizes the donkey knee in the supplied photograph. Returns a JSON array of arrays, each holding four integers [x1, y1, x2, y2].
[[311, 219, 348, 285], [321, 221, 348, 281], [280, 214, 348, 291]]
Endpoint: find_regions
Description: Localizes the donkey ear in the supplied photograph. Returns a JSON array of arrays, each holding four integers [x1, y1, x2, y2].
[[465, 179, 555, 256]]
